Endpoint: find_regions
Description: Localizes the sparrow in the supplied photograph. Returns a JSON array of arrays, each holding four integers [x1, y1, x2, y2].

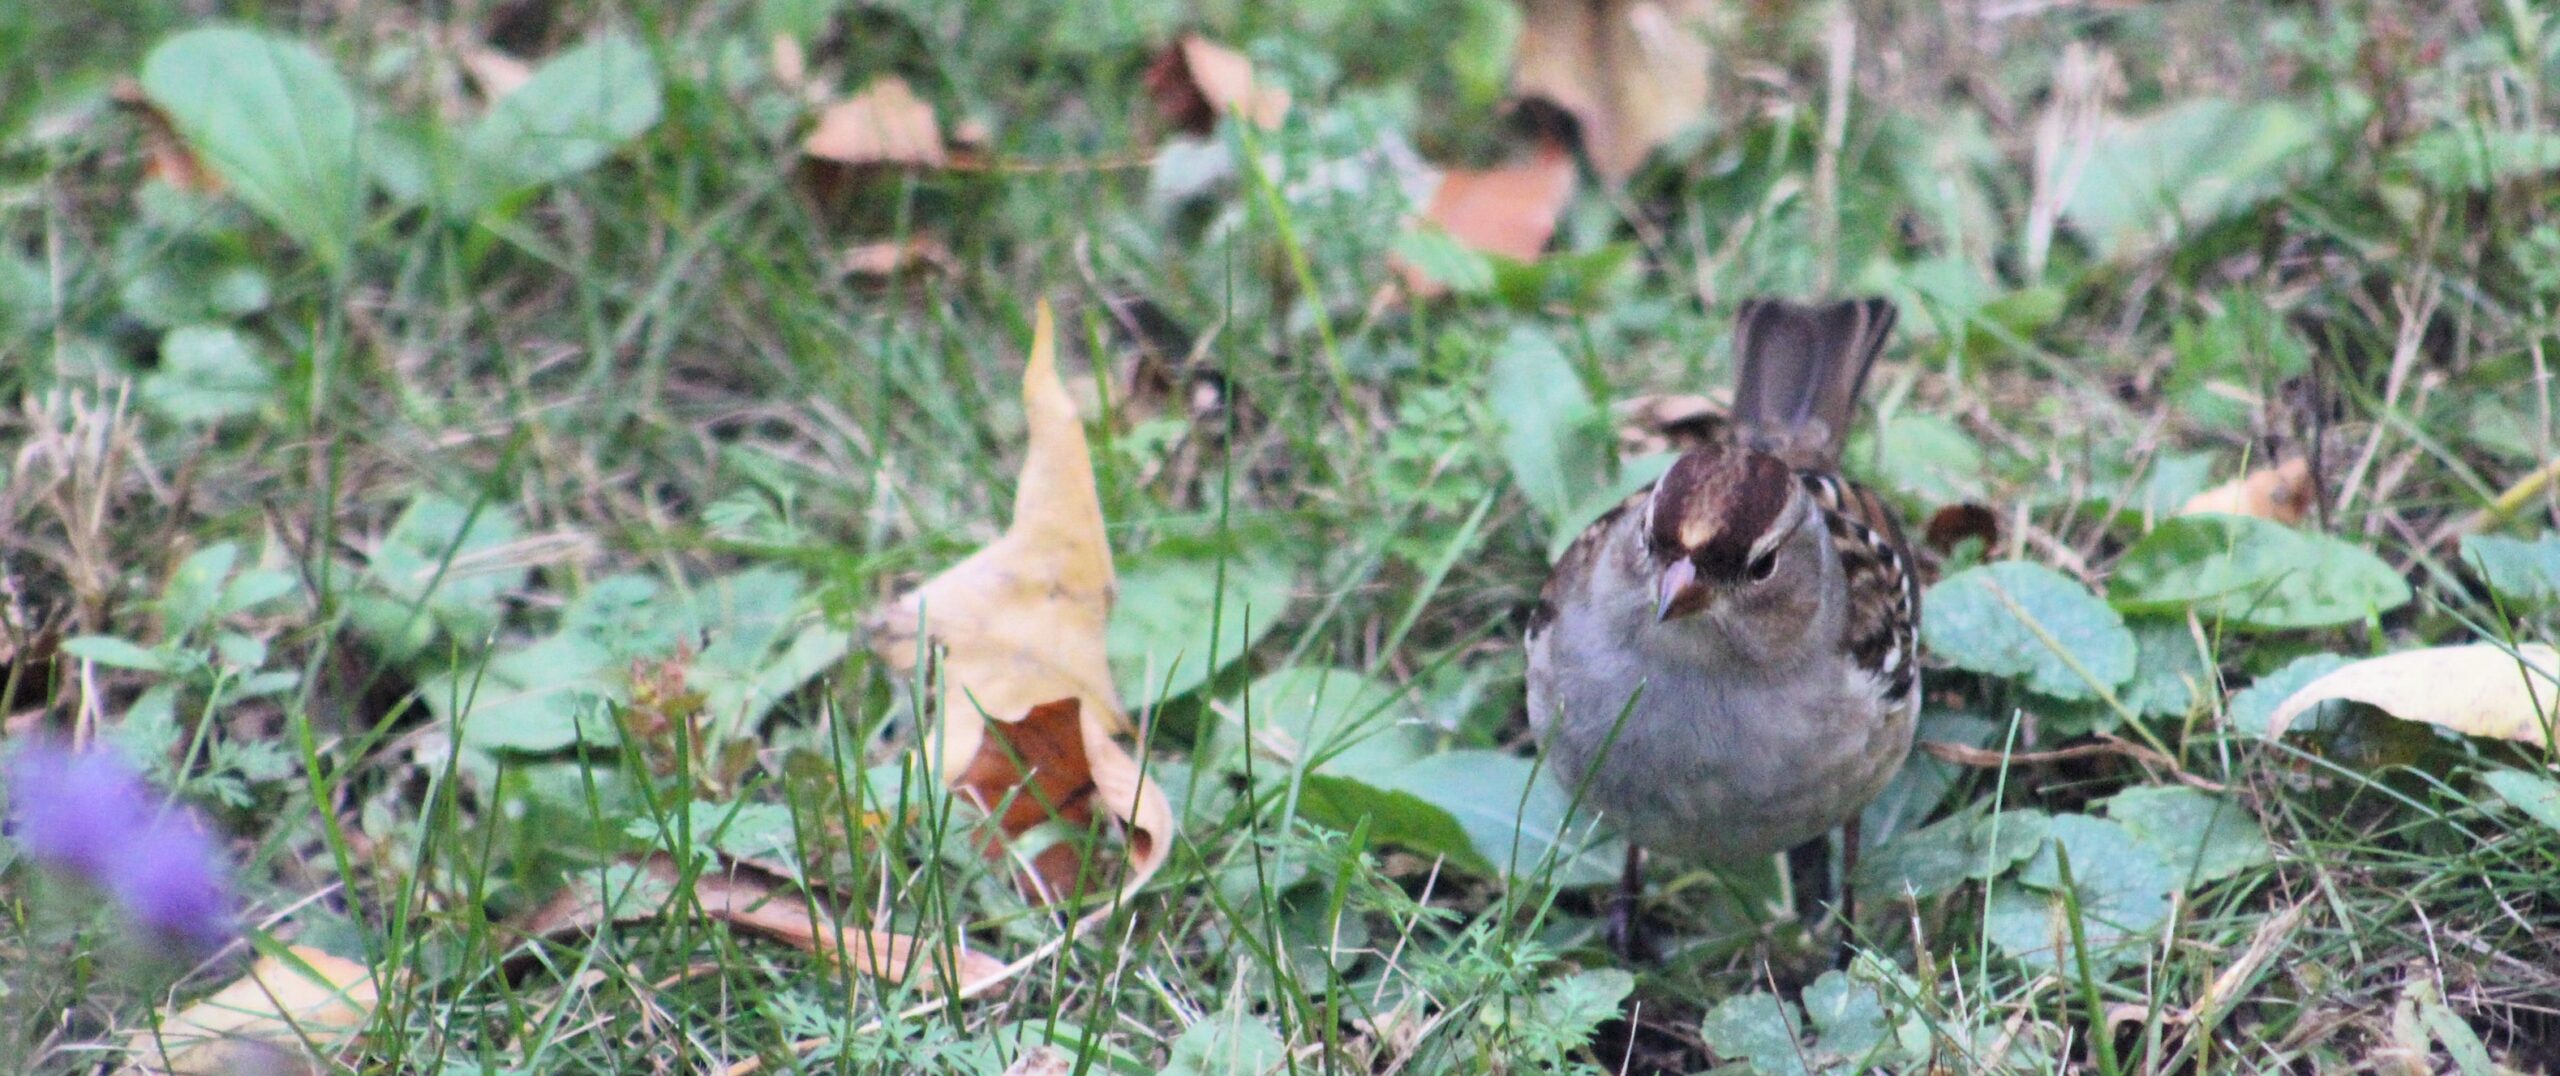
[[1524, 296, 1920, 955]]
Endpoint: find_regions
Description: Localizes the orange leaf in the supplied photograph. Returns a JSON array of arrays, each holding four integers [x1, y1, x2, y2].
[[2180, 458, 2314, 524], [1389, 137, 1578, 300], [1145, 35, 1290, 135], [864, 301, 1174, 905], [1512, 0, 1712, 183], [806, 76, 948, 168]]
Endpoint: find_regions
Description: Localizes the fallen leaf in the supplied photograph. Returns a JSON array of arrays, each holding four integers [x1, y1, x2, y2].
[[2180, 458, 2314, 524], [1001, 1047, 1077, 1076], [864, 302, 1175, 903], [1611, 392, 1724, 458], [1511, 0, 1712, 183], [457, 42, 535, 101], [112, 80, 222, 195], [841, 235, 956, 279], [124, 946, 376, 1075], [1389, 137, 1578, 300], [1145, 35, 1289, 135], [1925, 503, 2005, 558], [516, 854, 1012, 993], [2266, 643, 2560, 748], [805, 76, 947, 168]]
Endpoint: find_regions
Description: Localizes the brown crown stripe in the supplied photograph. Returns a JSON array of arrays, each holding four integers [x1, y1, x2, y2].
[[1648, 447, 1793, 580]]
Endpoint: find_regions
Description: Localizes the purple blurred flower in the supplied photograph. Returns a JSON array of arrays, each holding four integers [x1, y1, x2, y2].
[[5, 742, 237, 952]]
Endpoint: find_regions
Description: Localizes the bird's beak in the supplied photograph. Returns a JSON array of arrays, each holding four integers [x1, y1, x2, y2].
[[1655, 559, 1707, 622]]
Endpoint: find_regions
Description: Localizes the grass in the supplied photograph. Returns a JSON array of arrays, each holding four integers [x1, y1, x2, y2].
[[3, 0, 2559, 1072]]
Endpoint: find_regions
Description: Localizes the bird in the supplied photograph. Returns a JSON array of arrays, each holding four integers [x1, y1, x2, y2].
[[1524, 296, 1920, 957]]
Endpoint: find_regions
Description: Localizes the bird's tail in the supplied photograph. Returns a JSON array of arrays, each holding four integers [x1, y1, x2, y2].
[[1728, 297, 1898, 471]]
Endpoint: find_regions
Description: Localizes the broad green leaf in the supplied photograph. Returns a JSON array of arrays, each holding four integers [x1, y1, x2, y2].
[[1107, 551, 1292, 706], [2481, 769, 2560, 835], [1801, 967, 1928, 1071], [2110, 514, 2410, 631], [2122, 617, 2210, 718], [1923, 561, 2136, 700], [1860, 711, 2002, 849], [359, 495, 526, 648], [1855, 807, 2050, 900], [1324, 749, 1623, 886], [1845, 413, 1986, 504], [141, 325, 275, 424], [1487, 327, 1607, 532], [2461, 532, 2560, 612], [1391, 230, 1494, 295], [1700, 993, 1809, 1076], [424, 631, 618, 752], [2064, 98, 2318, 261], [448, 35, 664, 216], [2227, 653, 2352, 736], [161, 542, 240, 639], [1296, 774, 1490, 873], [140, 28, 365, 265], [1990, 814, 2176, 969], [2105, 785, 2272, 886], [2396, 129, 2560, 192], [1163, 1007, 1287, 1076], [1222, 666, 1426, 774]]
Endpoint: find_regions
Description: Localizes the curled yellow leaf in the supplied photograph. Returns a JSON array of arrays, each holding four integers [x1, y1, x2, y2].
[[2266, 642, 2560, 748]]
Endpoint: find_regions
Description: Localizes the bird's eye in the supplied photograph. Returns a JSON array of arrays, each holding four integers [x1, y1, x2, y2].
[[1745, 549, 1781, 582]]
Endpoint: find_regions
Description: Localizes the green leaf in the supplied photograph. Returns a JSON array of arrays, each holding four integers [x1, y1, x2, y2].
[[2122, 617, 2210, 718], [1801, 967, 1927, 1071], [1700, 992, 1809, 1076], [1855, 807, 2050, 900], [1487, 327, 1607, 532], [2481, 769, 2560, 835], [1322, 749, 1624, 886], [1530, 968, 1635, 1052], [2395, 129, 2560, 192], [1923, 561, 2136, 700], [2111, 514, 2410, 630], [2063, 98, 2319, 261], [424, 631, 618, 752], [1163, 1007, 1287, 1076], [1391, 229, 1495, 295], [62, 635, 182, 674], [1860, 710, 2003, 849], [1223, 666, 1427, 774], [2461, 532, 2560, 612], [2105, 785, 2272, 886], [2227, 653, 2353, 736], [141, 325, 276, 423], [139, 28, 365, 266], [359, 495, 527, 648], [161, 542, 240, 639], [1296, 773, 1490, 873], [447, 35, 664, 216], [1845, 414, 1985, 505], [1990, 814, 2176, 969], [1107, 551, 1292, 706]]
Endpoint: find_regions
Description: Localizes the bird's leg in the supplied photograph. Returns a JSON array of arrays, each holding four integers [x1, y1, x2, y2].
[[1606, 844, 1649, 960], [1834, 817, 1863, 969], [1784, 835, 1831, 931]]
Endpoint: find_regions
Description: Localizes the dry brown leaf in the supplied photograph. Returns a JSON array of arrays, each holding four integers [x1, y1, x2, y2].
[[112, 80, 222, 195], [1388, 137, 1578, 300], [806, 76, 948, 168], [458, 43, 534, 101], [1925, 503, 2005, 559], [1511, 0, 1712, 183], [1001, 1045, 1077, 1076], [1145, 35, 1290, 135], [864, 301, 1175, 904], [515, 854, 1012, 993], [122, 946, 376, 1075], [2267, 643, 2560, 748], [2180, 458, 2315, 524], [841, 235, 956, 279], [1611, 393, 1724, 458]]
